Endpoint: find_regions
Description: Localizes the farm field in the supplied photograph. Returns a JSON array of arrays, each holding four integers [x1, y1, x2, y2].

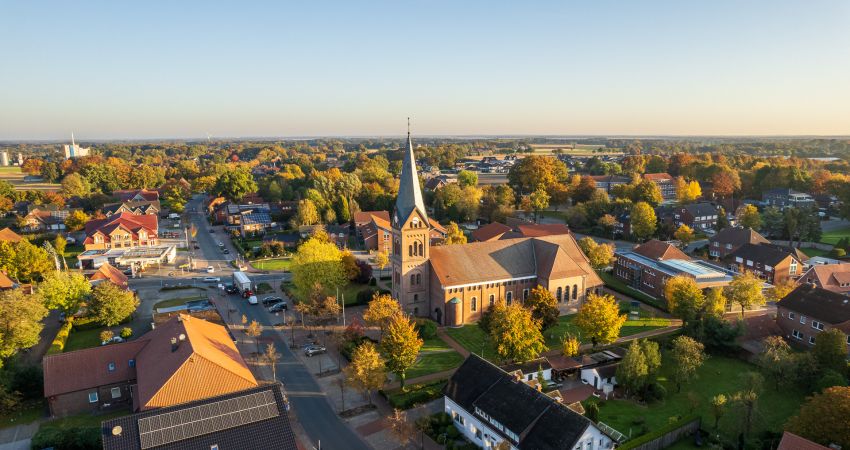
[[0, 166, 61, 191]]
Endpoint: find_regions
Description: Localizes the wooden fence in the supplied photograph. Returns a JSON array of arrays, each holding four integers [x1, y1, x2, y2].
[[618, 416, 701, 450]]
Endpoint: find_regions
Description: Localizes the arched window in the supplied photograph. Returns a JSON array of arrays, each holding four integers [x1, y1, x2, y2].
[[506, 291, 513, 305], [471, 297, 477, 312], [523, 289, 529, 301], [408, 245, 413, 257], [413, 294, 419, 303], [489, 294, 495, 307], [418, 242, 424, 256], [572, 284, 578, 300], [416, 274, 421, 285], [410, 274, 416, 285], [556, 287, 563, 302]]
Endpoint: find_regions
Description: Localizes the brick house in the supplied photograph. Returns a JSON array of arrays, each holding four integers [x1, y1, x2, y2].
[[668, 202, 718, 231], [643, 173, 676, 201], [776, 283, 850, 350], [797, 263, 850, 295], [763, 188, 816, 210], [590, 174, 630, 193], [709, 227, 770, 259], [726, 243, 801, 285], [354, 211, 392, 253], [83, 213, 159, 251], [613, 239, 733, 298]]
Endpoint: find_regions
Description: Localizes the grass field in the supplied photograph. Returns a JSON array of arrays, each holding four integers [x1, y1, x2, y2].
[[820, 225, 850, 245], [63, 327, 106, 352], [586, 356, 806, 443], [802, 247, 830, 257], [444, 324, 498, 361], [528, 144, 622, 156], [406, 351, 465, 379], [152, 295, 207, 310], [421, 335, 453, 352], [339, 282, 373, 306], [253, 258, 292, 271]]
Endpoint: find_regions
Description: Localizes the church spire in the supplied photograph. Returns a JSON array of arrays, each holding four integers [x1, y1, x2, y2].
[[394, 118, 428, 225]]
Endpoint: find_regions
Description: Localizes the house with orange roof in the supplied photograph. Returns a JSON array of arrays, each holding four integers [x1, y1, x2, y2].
[[643, 172, 676, 200], [796, 262, 850, 295], [89, 263, 129, 289], [0, 272, 16, 290], [0, 227, 22, 243], [83, 212, 158, 251], [43, 315, 257, 417], [355, 211, 393, 254]]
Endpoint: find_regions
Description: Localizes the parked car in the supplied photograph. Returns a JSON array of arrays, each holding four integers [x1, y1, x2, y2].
[[203, 276, 221, 283], [268, 302, 288, 313], [206, 266, 214, 273], [122, 268, 133, 275], [262, 296, 283, 305], [304, 345, 327, 357], [247, 295, 258, 305], [217, 242, 224, 248], [222, 249, 230, 254], [193, 244, 200, 249], [101, 336, 125, 346], [225, 285, 239, 294]]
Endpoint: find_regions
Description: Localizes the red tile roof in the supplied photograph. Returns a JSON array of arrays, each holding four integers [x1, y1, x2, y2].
[[777, 432, 829, 450], [353, 211, 390, 225], [113, 189, 160, 202], [633, 239, 690, 260], [642, 173, 674, 181], [471, 222, 512, 242], [90, 263, 129, 289], [0, 228, 22, 243], [83, 212, 158, 245], [43, 340, 149, 398], [516, 223, 571, 238]]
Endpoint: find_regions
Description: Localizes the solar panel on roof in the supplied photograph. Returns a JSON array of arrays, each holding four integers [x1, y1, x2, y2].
[[137, 390, 279, 449]]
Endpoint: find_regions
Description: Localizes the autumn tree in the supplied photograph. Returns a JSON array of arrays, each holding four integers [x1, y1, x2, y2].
[[786, 386, 850, 449], [630, 202, 657, 241], [63, 209, 90, 232], [597, 214, 617, 238], [489, 302, 547, 363], [737, 204, 762, 230], [340, 251, 359, 281], [710, 394, 727, 430], [444, 221, 467, 245], [711, 168, 741, 198], [293, 199, 320, 227], [264, 343, 279, 381], [528, 188, 550, 223], [245, 320, 262, 355], [617, 339, 649, 396], [577, 237, 615, 270], [575, 292, 627, 347], [813, 328, 849, 374], [344, 341, 386, 405], [387, 409, 416, 446], [524, 285, 559, 330], [767, 279, 796, 303], [0, 240, 53, 283], [0, 289, 47, 364], [561, 334, 580, 357], [724, 272, 765, 318], [670, 335, 706, 392], [664, 275, 705, 321], [675, 177, 702, 204], [673, 224, 694, 248], [507, 155, 568, 194], [88, 281, 139, 326], [39, 271, 91, 314], [61, 173, 91, 198], [373, 250, 389, 278], [213, 166, 258, 202], [704, 287, 727, 318], [457, 170, 478, 188], [363, 293, 402, 337], [381, 313, 423, 389], [757, 336, 796, 389], [290, 235, 346, 301]]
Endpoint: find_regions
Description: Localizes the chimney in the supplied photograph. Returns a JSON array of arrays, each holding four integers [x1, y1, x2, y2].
[[171, 337, 178, 352]]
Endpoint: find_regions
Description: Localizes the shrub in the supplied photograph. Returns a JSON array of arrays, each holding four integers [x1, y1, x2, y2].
[[99, 330, 114, 343], [382, 380, 448, 409], [586, 402, 599, 422], [445, 425, 460, 440], [830, 247, 846, 258], [643, 382, 667, 403], [48, 319, 74, 354], [415, 319, 437, 340], [355, 260, 372, 284], [816, 369, 848, 392], [120, 327, 133, 339], [31, 427, 102, 450], [8, 365, 43, 400], [356, 289, 377, 306]]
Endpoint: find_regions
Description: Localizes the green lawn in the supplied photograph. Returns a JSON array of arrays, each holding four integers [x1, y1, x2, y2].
[[406, 351, 465, 379], [253, 258, 292, 271], [152, 295, 206, 310], [821, 225, 850, 245], [63, 244, 84, 268], [421, 335, 452, 352], [0, 400, 44, 429], [63, 327, 107, 352], [444, 324, 499, 362], [802, 247, 830, 257], [586, 356, 806, 444], [339, 282, 373, 306]]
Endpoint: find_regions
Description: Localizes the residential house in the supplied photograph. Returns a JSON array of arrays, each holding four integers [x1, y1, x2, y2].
[[763, 188, 816, 210], [220, 203, 273, 236], [444, 354, 616, 450], [102, 201, 160, 217], [89, 263, 129, 290], [391, 132, 602, 325], [500, 358, 554, 384], [614, 212, 631, 238], [580, 364, 618, 395], [424, 175, 455, 192], [101, 383, 297, 450], [0, 272, 16, 290], [472, 222, 570, 242], [589, 175, 630, 193], [298, 224, 350, 249], [43, 315, 258, 417], [726, 243, 801, 285], [614, 239, 733, 298], [113, 189, 160, 203], [0, 227, 22, 243], [643, 173, 676, 201], [19, 207, 69, 232], [667, 202, 718, 231], [354, 211, 393, 253], [797, 263, 850, 295], [776, 283, 850, 350], [709, 227, 770, 259], [83, 213, 159, 251], [776, 431, 830, 450]]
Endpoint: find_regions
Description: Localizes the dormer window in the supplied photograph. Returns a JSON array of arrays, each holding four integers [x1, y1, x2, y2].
[[107, 362, 116, 372]]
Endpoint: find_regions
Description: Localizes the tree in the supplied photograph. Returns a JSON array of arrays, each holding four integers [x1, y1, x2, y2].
[[673, 224, 694, 248], [507, 155, 568, 194], [53, 235, 67, 261], [711, 168, 741, 198], [767, 279, 796, 303], [38, 271, 91, 314], [63, 209, 90, 232], [88, 282, 138, 326], [724, 272, 765, 318], [444, 221, 467, 245], [457, 170, 478, 188], [676, 177, 702, 204], [245, 320, 262, 355], [363, 293, 401, 337], [387, 409, 416, 447], [737, 204, 762, 230], [373, 250, 389, 278], [641, 339, 662, 378], [670, 335, 706, 392], [561, 334, 580, 357], [663, 275, 705, 321], [489, 302, 547, 363], [597, 214, 617, 238], [381, 313, 422, 389], [617, 340, 649, 396], [578, 237, 615, 270], [162, 185, 187, 213], [786, 386, 850, 449], [757, 336, 799, 389], [524, 285, 559, 330], [0, 289, 47, 364], [293, 199, 320, 227], [630, 202, 657, 240], [61, 173, 91, 198], [762, 206, 785, 238], [290, 235, 346, 301], [213, 166, 258, 202], [704, 287, 727, 317], [344, 341, 386, 406], [632, 180, 664, 206], [529, 188, 550, 223], [575, 292, 627, 347], [813, 328, 848, 375], [710, 394, 727, 430], [340, 251, 359, 281], [733, 372, 763, 443], [0, 240, 53, 283]]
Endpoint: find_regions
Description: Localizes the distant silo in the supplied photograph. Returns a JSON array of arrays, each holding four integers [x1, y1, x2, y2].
[[16, 153, 23, 166], [0, 152, 9, 167]]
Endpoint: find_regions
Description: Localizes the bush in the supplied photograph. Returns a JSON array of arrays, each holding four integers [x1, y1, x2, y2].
[[618, 414, 699, 450], [445, 425, 460, 440], [643, 382, 667, 403], [586, 402, 599, 422], [816, 369, 848, 392], [415, 319, 437, 340], [48, 319, 74, 354], [355, 288, 391, 306], [382, 380, 448, 409], [8, 365, 43, 400], [830, 247, 846, 258], [355, 260, 372, 284], [120, 327, 133, 339], [99, 330, 114, 343], [31, 426, 102, 450]]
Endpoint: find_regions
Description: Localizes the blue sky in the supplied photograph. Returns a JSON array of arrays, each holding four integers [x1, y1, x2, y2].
[[1, 1, 848, 139]]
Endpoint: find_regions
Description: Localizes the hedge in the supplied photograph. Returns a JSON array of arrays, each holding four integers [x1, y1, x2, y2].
[[47, 319, 74, 355], [381, 379, 447, 410], [617, 414, 700, 450]]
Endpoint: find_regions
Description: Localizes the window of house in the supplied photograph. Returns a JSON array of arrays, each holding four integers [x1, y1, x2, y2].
[[812, 321, 824, 331], [129, 359, 135, 368], [108, 362, 116, 372], [489, 295, 495, 307], [506, 292, 513, 305], [746, 260, 753, 267], [735, 257, 743, 263], [475, 429, 482, 440], [410, 274, 416, 285], [809, 336, 816, 345], [556, 287, 562, 302], [88, 392, 98, 403], [211, 445, 219, 450], [792, 329, 803, 340], [725, 243, 733, 250], [788, 312, 796, 320], [800, 315, 806, 324], [413, 294, 419, 303], [471, 297, 477, 312], [111, 387, 121, 399], [790, 260, 798, 274], [572, 285, 578, 300]]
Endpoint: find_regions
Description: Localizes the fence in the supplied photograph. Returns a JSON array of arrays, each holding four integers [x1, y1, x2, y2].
[[618, 416, 701, 450], [769, 240, 833, 251]]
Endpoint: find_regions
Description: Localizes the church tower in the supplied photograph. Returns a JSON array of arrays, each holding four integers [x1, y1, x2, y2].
[[390, 124, 430, 317]]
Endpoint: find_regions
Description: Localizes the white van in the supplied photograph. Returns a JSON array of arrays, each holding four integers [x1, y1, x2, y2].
[[248, 295, 258, 305], [168, 213, 180, 219]]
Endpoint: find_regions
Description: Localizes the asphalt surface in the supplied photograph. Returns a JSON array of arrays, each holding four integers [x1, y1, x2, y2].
[[157, 195, 369, 450]]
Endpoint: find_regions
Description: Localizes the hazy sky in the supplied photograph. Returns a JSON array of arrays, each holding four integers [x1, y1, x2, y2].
[[1, 1, 849, 139]]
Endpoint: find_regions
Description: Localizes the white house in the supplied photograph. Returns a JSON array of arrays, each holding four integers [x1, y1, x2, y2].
[[445, 355, 615, 450], [581, 363, 618, 396], [501, 358, 553, 384]]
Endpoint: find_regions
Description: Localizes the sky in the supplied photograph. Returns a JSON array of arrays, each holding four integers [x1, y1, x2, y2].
[[1, 1, 849, 140]]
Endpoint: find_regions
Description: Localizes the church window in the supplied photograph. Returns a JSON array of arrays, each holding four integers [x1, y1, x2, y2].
[[471, 297, 477, 311], [408, 245, 413, 257], [416, 274, 421, 285], [410, 274, 416, 285], [418, 242, 424, 256], [556, 287, 563, 302], [506, 291, 513, 305], [413, 294, 419, 303], [489, 294, 495, 307], [572, 284, 578, 300]]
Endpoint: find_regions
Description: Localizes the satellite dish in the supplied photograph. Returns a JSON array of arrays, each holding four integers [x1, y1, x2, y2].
[[179, 333, 186, 341], [112, 425, 123, 436]]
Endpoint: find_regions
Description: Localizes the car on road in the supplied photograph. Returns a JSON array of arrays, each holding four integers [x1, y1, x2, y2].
[[225, 285, 239, 294], [222, 249, 230, 254], [262, 296, 283, 305], [304, 345, 327, 357], [206, 266, 214, 273], [247, 295, 258, 305], [203, 276, 221, 283], [268, 302, 288, 313], [122, 268, 133, 275], [193, 244, 200, 249], [209, 228, 215, 233], [101, 336, 125, 346], [217, 242, 224, 248]]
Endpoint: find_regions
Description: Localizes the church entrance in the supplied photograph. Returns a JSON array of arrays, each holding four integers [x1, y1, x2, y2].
[[434, 307, 443, 325]]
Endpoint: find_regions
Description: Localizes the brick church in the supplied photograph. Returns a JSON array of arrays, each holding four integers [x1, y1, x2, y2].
[[390, 131, 603, 327]]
